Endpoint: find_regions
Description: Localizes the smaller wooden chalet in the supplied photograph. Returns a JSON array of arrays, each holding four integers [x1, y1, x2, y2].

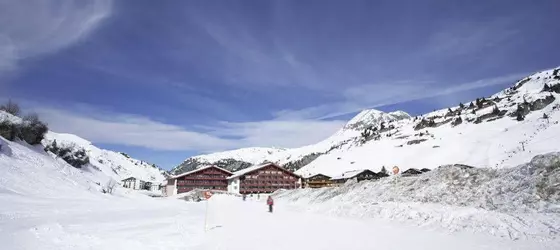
[[165, 166, 233, 196], [331, 169, 379, 185], [303, 174, 332, 188], [227, 162, 302, 194]]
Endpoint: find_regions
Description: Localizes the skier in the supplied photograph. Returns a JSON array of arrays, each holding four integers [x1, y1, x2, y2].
[[242, 194, 247, 201], [267, 195, 274, 213]]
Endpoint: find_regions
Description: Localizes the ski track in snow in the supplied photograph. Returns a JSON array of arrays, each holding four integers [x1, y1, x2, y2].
[[2, 194, 559, 250]]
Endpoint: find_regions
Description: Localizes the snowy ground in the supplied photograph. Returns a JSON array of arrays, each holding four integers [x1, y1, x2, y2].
[[2, 194, 558, 250]]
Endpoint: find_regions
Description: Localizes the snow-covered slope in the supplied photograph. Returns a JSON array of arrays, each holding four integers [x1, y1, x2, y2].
[[172, 67, 560, 177], [43, 132, 166, 184], [274, 152, 560, 241], [1, 109, 166, 188], [296, 68, 560, 177], [0, 137, 105, 197], [172, 109, 411, 174]]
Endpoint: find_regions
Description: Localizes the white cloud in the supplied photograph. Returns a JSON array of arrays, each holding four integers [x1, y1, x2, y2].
[[0, 0, 112, 73], [211, 119, 346, 148], [423, 19, 518, 57], [33, 105, 345, 152], [275, 72, 528, 120]]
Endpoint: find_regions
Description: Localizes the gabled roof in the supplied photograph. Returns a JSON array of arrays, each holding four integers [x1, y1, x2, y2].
[[305, 173, 331, 180], [331, 169, 374, 180], [122, 176, 137, 181], [169, 165, 232, 179], [227, 162, 300, 180]]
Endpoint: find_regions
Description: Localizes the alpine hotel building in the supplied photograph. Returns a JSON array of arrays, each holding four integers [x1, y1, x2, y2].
[[165, 163, 301, 196]]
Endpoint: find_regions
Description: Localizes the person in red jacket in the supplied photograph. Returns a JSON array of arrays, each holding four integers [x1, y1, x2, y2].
[[267, 196, 274, 213]]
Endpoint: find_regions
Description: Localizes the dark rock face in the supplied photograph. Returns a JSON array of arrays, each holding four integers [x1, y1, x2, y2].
[[407, 139, 428, 145], [414, 119, 436, 130], [283, 153, 323, 172], [530, 95, 556, 111], [451, 117, 463, 126], [171, 158, 253, 175]]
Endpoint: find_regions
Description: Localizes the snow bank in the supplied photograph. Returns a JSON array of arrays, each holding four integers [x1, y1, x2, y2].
[[275, 152, 560, 240], [0, 137, 102, 198]]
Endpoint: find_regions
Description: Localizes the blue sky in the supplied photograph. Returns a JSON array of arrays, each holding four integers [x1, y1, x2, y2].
[[1, 0, 559, 169]]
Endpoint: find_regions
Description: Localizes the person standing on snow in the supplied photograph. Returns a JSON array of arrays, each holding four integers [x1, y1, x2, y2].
[[267, 196, 274, 213]]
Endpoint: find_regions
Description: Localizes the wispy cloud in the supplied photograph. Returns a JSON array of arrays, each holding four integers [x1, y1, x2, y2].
[[32, 105, 345, 152], [423, 18, 519, 57], [0, 0, 112, 73], [275, 72, 528, 120], [29, 71, 524, 152]]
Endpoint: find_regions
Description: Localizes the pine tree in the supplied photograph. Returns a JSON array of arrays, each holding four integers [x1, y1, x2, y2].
[[380, 166, 388, 175], [469, 102, 475, 109], [543, 113, 549, 119], [492, 106, 500, 115], [477, 98, 484, 108], [516, 105, 525, 121], [459, 103, 465, 109], [543, 83, 551, 92]]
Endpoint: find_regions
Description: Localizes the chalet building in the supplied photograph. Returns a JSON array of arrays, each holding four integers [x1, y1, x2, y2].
[[331, 169, 380, 186], [303, 174, 333, 188], [165, 166, 233, 196], [227, 163, 301, 194], [122, 177, 162, 191], [122, 177, 146, 190]]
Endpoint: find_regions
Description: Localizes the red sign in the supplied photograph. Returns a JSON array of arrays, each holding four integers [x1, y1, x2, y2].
[[203, 191, 213, 199]]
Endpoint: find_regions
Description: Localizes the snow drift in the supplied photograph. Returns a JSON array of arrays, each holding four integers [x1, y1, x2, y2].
[[274, 152, 560, 240]]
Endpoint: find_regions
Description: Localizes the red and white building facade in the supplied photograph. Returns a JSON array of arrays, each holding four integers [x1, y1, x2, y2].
[[227, 163, 302, 194], [165, 166, 232, 196]]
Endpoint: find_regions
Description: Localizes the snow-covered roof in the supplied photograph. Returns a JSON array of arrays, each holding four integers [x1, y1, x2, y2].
[[227, 162, 300, 180], [227, 163, 271, 179], [331, 169, 371, 180], [305, 173, 331, 179], [170, 165, 232, 179]]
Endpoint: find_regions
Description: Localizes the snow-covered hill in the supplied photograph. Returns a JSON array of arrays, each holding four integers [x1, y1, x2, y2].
[[0, 110, 166, 190], [42, 132, 166, 184], [171, 109, 411, 174], [172, 67, 560, 177], [0, 136, 106, 197]]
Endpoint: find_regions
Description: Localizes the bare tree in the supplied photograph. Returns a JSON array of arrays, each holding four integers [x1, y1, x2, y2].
[[103, 178, 118, 194], [0, 100, 21, 116]]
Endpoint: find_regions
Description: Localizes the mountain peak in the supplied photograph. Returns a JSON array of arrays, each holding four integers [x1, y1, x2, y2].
[[343, 109, 411, 131]]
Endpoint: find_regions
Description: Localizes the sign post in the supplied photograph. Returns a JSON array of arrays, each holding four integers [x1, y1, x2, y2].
[[392, 166, 400, 185], [203, 191, 213, 232]]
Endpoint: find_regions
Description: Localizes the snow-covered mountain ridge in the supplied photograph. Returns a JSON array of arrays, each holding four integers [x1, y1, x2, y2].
[[171, 108, 411, 174], [172, 67, 560, 177], [43, 132, 167, 183], [0, 110, 166, 187]]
